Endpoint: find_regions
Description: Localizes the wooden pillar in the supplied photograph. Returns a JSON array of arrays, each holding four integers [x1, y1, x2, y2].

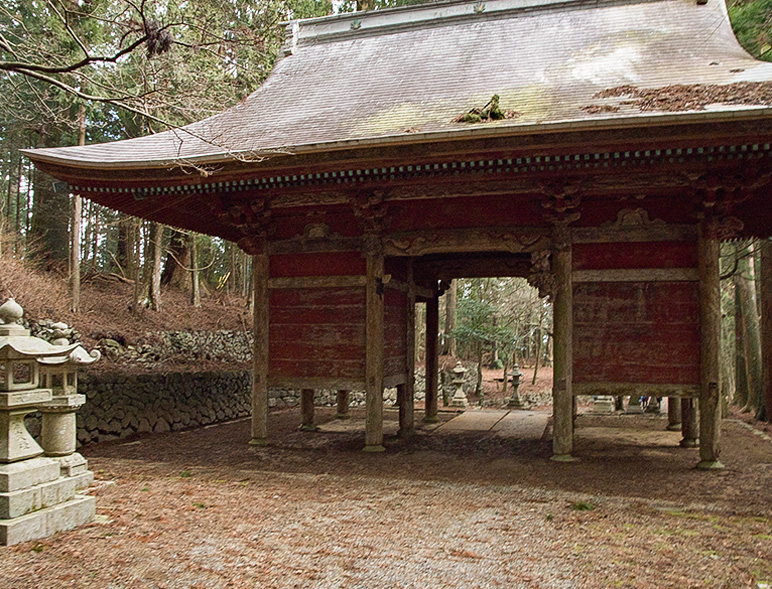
[[335, 390, 350, 420], [697, 220, 723, 469], [551, 223, 574, 461], [680, 397, 699, 447], [249, 253, 269, 446], [424, 294, 440, 423], [667, 397, 682, 431], [299, 389, 318, 432], [399, 262, 416, 436], [364, 245, 385, 452], [761, 239, 772, 421]]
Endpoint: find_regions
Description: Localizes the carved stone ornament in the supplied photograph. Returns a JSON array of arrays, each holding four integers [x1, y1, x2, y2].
[[527, 249, 555, 300]]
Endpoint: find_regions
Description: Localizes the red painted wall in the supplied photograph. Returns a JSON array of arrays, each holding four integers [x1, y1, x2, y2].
[[572, 241, 700, 385]]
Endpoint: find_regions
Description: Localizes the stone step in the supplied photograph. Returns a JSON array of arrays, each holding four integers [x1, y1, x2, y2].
[[0, 494, 95, 546], [0, 471, 92, 519]]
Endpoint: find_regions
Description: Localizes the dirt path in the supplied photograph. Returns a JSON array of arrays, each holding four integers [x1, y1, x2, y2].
[[2, 408, 772, 588]]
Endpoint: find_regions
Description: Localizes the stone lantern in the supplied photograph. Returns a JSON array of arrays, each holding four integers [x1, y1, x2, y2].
[[0, 299, 97, 546], [507, 364, 525, 409], [449, 361, 468, 408], [38, 334, 100, 477]]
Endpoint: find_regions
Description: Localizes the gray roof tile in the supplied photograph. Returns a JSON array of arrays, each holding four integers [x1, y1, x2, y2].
[[25, 0, 772, 169]]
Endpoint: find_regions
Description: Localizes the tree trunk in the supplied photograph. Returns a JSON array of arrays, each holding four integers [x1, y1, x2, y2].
[[443, 280, 457, 356], [30, 130, 70, 271], [476, 343, 484, 401], [532, 326, 542, 385], [191, 234, 201, 307], [161, 229, 191, 288], [69, 105, 85, 313], [130, 218, 142, 314], [734, 242, 762, 414], [146, 223, 164, 311], [734, 281, 749, 408], [115, 213, 133, 277]]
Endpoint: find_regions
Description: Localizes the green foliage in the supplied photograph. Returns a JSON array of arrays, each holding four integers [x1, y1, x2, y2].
[[729, 0, 772, 61], [571, 501, 595, 511]]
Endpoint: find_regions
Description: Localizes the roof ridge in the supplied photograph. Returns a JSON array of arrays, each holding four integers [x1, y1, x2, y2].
[[286, 0, 688, 49]]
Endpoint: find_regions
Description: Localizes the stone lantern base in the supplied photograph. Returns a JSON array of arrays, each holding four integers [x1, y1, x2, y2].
[[0, 391, 94, 546], [0, 455, 94, 545]]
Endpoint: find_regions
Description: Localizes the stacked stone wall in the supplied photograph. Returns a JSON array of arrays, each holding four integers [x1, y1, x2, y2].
[[24, 360, 481, 445]]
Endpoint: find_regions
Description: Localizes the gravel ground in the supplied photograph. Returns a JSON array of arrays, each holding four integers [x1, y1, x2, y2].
[[2, 407, 772, 589]]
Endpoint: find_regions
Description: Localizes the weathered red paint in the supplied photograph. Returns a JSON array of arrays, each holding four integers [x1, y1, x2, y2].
[[573, 241, 697, 270], [270, 252, 366, 277], [573, 282, 700, 385]]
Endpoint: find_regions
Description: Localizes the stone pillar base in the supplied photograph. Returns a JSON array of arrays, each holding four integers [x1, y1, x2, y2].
[[550, 454, 576, 463], [362, 444, 385, 453], [696, 459, 725, 470], [591, 396, 615, 414]]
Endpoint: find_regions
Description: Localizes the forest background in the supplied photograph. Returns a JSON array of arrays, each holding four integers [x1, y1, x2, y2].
[[1, 0, 771, 421]]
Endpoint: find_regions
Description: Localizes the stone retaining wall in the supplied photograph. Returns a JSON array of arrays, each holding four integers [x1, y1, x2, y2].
[[24, 361, 481, 445]]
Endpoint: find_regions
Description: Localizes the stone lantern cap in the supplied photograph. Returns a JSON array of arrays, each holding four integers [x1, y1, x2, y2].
[[0, 300, 80, 360], [452, 361, 467, 378], [37, 346, 101, 367]]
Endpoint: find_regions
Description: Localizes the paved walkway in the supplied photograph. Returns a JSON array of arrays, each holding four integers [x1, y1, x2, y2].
[[318, 409, 549, 441]]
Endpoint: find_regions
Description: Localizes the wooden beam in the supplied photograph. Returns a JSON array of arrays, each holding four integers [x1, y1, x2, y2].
[[551, 223, 574, 462], [413, 253, 532, 281], [268, 276, 366, 289], [424, 295, 440, 424], [572, 224, 696, 244], [573, 383, 700, 397], [268, 376, 365, 390], [384, 373, 407, 389], [268, 236, 362, 255], [572, 268, 699, 283], [697, 220, 723, 469], [382, 227, 549, 257], [399, 260, 416, 437], [364, 245, 386, 452], [249, 254, 269, 447]]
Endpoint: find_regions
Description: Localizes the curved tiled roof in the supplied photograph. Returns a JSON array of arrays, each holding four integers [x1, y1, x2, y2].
[[25, 0, 772, 171]]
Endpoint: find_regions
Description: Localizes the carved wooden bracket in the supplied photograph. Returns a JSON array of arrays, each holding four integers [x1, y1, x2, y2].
[[540, 180, 582, 225], [212, 196, 274, 255], [527, 249, 555, 300], [688, 167, 772, 233], [351, 191, 389, 236]]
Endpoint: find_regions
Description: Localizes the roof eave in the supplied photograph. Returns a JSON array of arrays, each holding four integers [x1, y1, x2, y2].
[[22, 106, 772, 174]]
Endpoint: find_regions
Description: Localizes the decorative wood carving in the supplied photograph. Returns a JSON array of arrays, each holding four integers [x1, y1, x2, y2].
[[382, 227, 548, 257], [351, 191, 389, 235], [527, 249, 555, 300], [214, 196, 274, 255], [688, 167, 772, 239], [540, 180, 582, 226]]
